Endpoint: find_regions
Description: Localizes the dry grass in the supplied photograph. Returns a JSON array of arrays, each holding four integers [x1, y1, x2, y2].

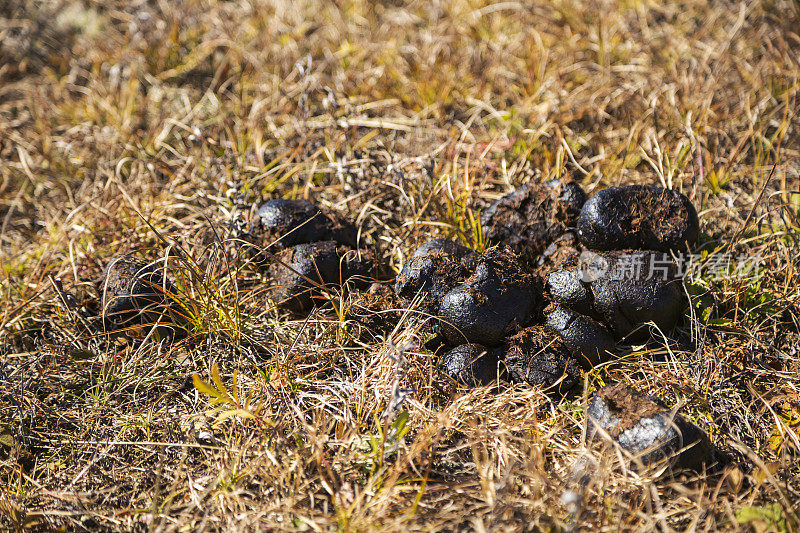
[[1, 0, 800, 530]]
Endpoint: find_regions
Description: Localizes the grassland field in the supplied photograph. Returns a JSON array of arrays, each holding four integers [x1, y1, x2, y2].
[[1, 0, 800, 531]]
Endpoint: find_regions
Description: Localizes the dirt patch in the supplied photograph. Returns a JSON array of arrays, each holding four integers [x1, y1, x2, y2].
[[577, 185, 699, 252], [481, 179, 586, 266], [590, 383, 667, 437], [533, 233, 583, 280], [346, 282, 402, 337]]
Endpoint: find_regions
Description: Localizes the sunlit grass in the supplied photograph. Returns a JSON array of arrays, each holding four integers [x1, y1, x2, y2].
[[0, 0, 799, 530]]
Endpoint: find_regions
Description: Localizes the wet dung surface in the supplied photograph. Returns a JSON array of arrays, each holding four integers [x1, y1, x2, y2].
[[394, 239, 478, 315], [439, 248, 537, 346], [268, 241, 374, 313], [547, 250, 685, 342], [545, 305, 615, 367], [502, 326, 581, 392], [97, 255, 168, 325], [577, 185, 699, 252], [546, 269, 592, 315], [248, 199, 357, 253], [482, 180, 587, 265], [440, 344, 501, 387], [586, 383, 712, 470]]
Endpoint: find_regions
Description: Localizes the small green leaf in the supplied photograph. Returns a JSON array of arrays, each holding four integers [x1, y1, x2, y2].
[[69, 349, 95, 360], [0, 427, 15, 458], [389, 409, 410, 440], [736, 503, 792, 532], [193, 373, 221, 401], [210, 363, 230, 400], [214, 409, 255, 426], [706, 318, 732, 326], [231, 370, 240, 404]]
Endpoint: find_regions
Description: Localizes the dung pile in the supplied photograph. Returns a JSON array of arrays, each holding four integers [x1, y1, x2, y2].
[[395, 181, 700, 394], [247, 199, 374, 312], [96, 255, 172, 327], [393, 179, 711, 470], [544, 184, 698, 351], [481, 179, 587, 265]]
